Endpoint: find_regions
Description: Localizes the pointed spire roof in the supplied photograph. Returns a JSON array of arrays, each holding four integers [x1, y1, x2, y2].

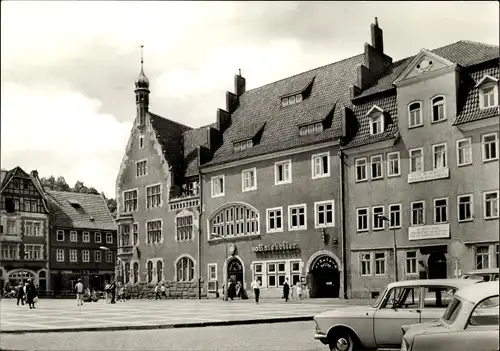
[[135, 44, 149, 89]]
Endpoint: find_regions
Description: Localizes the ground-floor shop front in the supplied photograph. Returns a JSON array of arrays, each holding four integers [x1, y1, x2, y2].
[[0, 262, 49, 293], [205, 241, 345, 299], [50, 270, 114, 294]]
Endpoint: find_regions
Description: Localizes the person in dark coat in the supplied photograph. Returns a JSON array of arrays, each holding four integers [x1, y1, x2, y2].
[[25, 280, 38, 309], [283, 278, 290, 302], [109, 280, 116, 304], [15, 282, 25, 306]]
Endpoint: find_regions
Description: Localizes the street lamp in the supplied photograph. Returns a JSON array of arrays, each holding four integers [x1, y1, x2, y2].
[[375, 215, 398, 282], [211, 233, 228, 301]]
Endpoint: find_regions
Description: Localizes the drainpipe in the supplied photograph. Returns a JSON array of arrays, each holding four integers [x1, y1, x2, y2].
[[197, 146, 203, 299], [338, 150, 348, 299]]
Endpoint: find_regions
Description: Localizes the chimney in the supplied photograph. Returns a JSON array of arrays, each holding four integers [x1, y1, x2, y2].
[[226, 91, 239, 114], [370, 17, 383, 53], [234, 69, 246, 97], [30, 170, 38, 179], [216, 108, 231, 133]]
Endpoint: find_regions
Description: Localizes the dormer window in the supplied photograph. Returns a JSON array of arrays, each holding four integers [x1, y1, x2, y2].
[[234, 139, 253, 152], [366, 105, 386, 135], [299, 122, 323, 136], [476, 75, 499, 109], [281, 93, 303, 107], [431, 96, 446, 122]]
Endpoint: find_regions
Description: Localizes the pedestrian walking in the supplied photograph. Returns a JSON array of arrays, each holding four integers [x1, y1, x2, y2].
[[110, 280, 116, 304], [251, 277, 261, 304], [104, 281, 111, 303], [160, 284, 167, 299], [228, 280, 235, 300], [118, 285, 125, 302], [235, 281, 242, 299], [75, 278, 84, 306], [15, 282, 25, 306], [25, 280, 38, 309], [295, 282, 303, 300], [154, 284, 160, 300], [283, 278, 290, 302]]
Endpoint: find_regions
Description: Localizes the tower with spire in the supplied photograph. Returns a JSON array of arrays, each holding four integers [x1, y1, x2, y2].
[[135, 44, 149, 127]]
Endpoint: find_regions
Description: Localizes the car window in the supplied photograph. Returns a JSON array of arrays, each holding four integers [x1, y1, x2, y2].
[[381, 287, 420, 309], [423, 286, 456, 308], [493, 274, 499, 281], [442, 297, 462, 324], [468, 295, 500, 327]]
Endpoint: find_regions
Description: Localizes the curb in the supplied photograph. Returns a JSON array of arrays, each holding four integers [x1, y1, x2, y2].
[[0, 315, 314, 334]]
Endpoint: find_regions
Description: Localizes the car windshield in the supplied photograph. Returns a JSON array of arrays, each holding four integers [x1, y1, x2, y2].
[[371, 288, 387, 308], [441, 296, 462, 324]]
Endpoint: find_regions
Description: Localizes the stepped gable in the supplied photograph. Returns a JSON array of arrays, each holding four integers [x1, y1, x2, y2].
[[183, 124, 214, 177]]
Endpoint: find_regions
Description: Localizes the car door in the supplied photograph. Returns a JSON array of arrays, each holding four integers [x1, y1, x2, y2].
[[373, 285, 422, 347], [419, 286, 457, 322]]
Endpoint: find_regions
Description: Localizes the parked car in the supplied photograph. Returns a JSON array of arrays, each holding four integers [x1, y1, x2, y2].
[[400, 281, 499, 351], [461, 268, 499, 282], [313, 278, 478, 351]]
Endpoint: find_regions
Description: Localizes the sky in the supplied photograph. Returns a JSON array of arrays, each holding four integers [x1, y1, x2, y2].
[[1, 1, 498, 198]]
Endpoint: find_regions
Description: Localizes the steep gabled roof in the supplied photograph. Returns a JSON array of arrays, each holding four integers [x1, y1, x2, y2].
[[0, 167, 49, 212], [46, 190, 117, 231]]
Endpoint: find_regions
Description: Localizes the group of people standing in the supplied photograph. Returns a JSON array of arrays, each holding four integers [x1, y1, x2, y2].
[[248, 277, 303, 304], [14, 280, 38, 309]]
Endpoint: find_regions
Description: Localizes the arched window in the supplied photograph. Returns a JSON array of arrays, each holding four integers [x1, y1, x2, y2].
[[176, 257, 195, 282], [133, 262, 139, 283], [147, 261, 153, 283], [156, 261, 163, 282], [124, 262, 130, 284], [209, 204, 259, 239], [408, 102, 422, 127], [431, 96, 446, 122]]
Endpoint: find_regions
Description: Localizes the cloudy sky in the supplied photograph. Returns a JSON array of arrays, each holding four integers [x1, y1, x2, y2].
[[1, 1, 498, 198]]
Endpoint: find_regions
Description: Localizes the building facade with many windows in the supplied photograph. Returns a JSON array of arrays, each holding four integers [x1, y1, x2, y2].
[[0, 167, 50, 292]]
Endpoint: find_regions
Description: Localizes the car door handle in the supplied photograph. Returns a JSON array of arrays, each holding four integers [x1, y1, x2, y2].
[[409, 309, 421, 313]]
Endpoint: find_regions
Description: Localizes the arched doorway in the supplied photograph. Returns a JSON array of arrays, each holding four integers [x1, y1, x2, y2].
[[309, 255, 340, 298], [428, 252, 447, 279], [227, 257, 243, 285]]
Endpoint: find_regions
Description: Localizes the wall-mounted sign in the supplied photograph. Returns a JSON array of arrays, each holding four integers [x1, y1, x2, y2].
[[407, 168, 449, 184], [408, 223, 450, 241], [229, 243, 236, 255], [252, 242, 300, 253]]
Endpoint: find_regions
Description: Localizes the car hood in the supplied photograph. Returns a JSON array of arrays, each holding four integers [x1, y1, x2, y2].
[[403, 320, 449, 338], [315, 305, 376, 319]]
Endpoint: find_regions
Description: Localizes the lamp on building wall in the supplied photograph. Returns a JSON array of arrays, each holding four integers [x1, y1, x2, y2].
[[211, 233, 228, 301], [375, 215, 398, 282]]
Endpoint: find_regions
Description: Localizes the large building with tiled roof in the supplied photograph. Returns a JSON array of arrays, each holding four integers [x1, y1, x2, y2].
[[46, 190, 117, 292], [0, 167, 51, 292], [115, 19, 499, 300]]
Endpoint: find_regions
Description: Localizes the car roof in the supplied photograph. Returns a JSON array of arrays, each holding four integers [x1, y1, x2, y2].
[[456, 281, 500, 304], [465, 268, 500, 275], [387, 278, 477, 289]]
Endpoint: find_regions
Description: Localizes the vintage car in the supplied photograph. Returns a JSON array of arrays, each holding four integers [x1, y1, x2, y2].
[[400, 281, 499, 351], [313, 278, 478, 351], [461, 268, 499, 282]]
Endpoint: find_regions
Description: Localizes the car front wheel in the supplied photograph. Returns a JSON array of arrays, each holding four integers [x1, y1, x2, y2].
[[328, 332, 354, 351]]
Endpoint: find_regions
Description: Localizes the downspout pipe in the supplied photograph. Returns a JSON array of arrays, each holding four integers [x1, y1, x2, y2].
[[197, 146, 203, 299], [338, 150, 348, 299]]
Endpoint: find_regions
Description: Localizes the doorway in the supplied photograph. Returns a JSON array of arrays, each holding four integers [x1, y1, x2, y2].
[[428, 252, 447, 279], [227, 257, 243, 285], [310, 255, 340, 298]]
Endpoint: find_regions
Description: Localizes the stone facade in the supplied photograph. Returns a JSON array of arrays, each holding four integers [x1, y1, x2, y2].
[[125, 281, 207, 299]]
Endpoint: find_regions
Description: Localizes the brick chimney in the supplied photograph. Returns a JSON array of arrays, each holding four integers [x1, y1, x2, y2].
[[371, 17, 383, 53], [234, 69, 246, 97]]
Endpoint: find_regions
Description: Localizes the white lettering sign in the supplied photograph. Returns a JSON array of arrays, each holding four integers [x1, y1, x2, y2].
[[408, 223, 450, 241], [408, 168, 449, 184]]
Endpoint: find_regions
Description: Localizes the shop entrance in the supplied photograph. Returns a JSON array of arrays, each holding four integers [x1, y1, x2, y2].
[[309, 255, 340, 298], [428, 252, 447, 279], [227, 257, 244, 285]]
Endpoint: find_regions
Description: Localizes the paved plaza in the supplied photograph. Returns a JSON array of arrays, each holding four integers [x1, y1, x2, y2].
[[0, 297, 367, 334]]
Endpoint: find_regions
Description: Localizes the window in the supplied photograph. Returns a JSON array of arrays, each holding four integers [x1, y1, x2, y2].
[[83, 231, 90, 242], [315, 200, 335, 228], [408, 102, 423, 127], [360, 253, 372, 276], [242, 168, 257, 192], [70, 231, 77, 242], [1, 244, 18, 260], [176, 215, 193, 241], [94, 251, 101, 262], [82, 250, 90, 262], [123, 262, 130, 284], [69, 249, 77, 262], [253, 263, 263, 284], [372, 206, 385, 230], [458, 194, 473, 222], [311, 152, 330, 179], [156, 261, 163, 282], [409, 148, 424, 173], [282, 93, 304, 107], [375, 252, 386, 275], [56, 249, 64, 262], [176, 256, 195, 282], [210, 204, 259, 239], [13, 179, 19, 189], [24, 245, 42, 260], [370, 115, 384, 135], [94, 232, 101, 243], [431, 96, 446, 122], [123, 189, 138, 212], [147, 261, 153, 283], [120, 225, 130, 247], [484, 191, 499, 219], [423, 286, 456, 308], [480, 85, 498, 109], [136, 160, 148, 177], [357, 208, 369, 232], [139, 135, 144, 148], [432, 143, 447, 169], [133, 262, 139, 283], [6, 220, 16, 235], [266, 207, 283, 233], [291, 261, 301, 285], [106, 232, 113, 244], [211, 175, 225, 197], [25, 221, 42, 236], [146, 184, 162, 208], [434, 198, 448, 224], [355, 158, 367, 182], [56, 230, 65, 241], [275, 160, 291, 185], [133, 223, 139, 245], [456, 138, 472, 166], [411, 201, 425, 225], [476, 246, 490, 269], [288, 204, 307, 231], [387, 152, 400, 177], [147, 220, 162, 244], [405, 251, 417, 275], [482, 132, 498, 162], [496, 244, 499, 269], [370, 155, 383, 179], [208, 263, 217, 280], [106, 251, 113, 263], [266, 262, 287, 287], [389, 204, 401, 228], [469, 296, 500, 327], [233, 139, 254, 152], [299, 122, 323, 136], [383, 287, 421, 309]]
